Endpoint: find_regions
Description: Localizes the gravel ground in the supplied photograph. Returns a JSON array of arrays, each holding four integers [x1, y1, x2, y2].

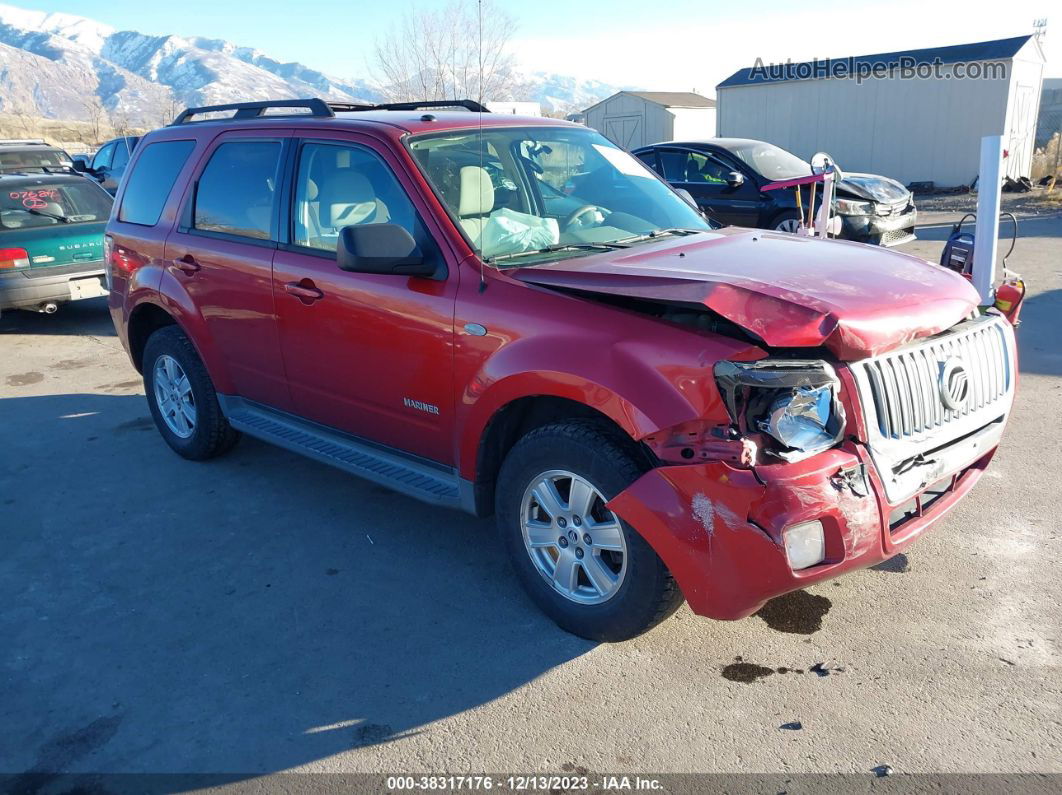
[[0, 219, 1059, 790]]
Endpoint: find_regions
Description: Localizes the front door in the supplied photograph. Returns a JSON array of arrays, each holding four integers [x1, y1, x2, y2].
[[657, 147, 762, 227], [164, 131, 292, 410], [272, 137, 458, 464]]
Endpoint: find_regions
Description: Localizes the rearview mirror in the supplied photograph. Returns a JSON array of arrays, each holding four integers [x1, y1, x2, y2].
[[726, 171, 745, 188], [336, 223, 436, 277]]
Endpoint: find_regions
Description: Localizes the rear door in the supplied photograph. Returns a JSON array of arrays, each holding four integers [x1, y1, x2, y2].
[[271, 134, 458, 464], [164, 130, 292, 410], [657, 147, 762, 227]]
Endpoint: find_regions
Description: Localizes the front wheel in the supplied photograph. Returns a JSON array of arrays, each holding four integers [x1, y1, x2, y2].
[[496, 420, 683, 641]]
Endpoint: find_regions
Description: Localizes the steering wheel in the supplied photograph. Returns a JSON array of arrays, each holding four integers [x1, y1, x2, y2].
[[563, 204, 609, 230]]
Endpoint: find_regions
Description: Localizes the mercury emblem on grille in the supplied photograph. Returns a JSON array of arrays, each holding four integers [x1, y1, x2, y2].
[[939, 358, 969, 410]]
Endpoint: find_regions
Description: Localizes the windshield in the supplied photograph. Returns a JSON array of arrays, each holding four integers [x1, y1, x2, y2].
[[727, 142, 811, 181], [0, 148, 72, 173], [1, 182, 112, 229], [408, 126, 711, 264]]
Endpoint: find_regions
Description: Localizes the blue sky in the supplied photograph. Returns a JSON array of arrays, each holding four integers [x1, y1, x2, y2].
[[8, 0, 1057, 88]]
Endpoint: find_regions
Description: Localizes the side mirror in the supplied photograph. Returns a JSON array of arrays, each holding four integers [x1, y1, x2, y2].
[[674, 188, 698, 209], [337, 223, 435, 277], [726, 171, 745, 188], [71, 160, 88, 173]]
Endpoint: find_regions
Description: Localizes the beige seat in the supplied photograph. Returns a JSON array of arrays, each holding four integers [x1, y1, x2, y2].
[[458, 166, 494, 246]]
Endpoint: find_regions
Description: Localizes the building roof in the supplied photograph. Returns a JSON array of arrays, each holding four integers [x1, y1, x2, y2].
[[717, 35, 1035, 89], [623, 91, 716, 108]]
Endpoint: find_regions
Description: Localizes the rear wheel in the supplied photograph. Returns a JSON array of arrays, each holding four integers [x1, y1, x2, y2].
[[496, 420, 683, 641], [143, 325, 239, 460]]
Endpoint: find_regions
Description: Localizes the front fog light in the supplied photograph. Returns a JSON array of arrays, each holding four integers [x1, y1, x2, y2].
[[783, 520, 825, 570]]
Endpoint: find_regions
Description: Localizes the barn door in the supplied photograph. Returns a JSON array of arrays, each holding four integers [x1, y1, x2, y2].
[[1007, 84, 1035, 179], [603, 115, 643, 150]]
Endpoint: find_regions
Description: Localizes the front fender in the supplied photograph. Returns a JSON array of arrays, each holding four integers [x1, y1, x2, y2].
[[456, 329, 759, 479]]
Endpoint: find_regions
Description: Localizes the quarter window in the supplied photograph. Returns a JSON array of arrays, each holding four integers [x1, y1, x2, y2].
[[118, 140, 195, 226], [194, 140, 282, 241], [292, 142, 417, 252]]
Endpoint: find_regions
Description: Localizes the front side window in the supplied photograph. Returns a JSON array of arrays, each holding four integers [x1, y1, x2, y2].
[[92, 143, 115, 171], [408, 126, 711, 265], [292, 142, 418, 252], [194, 140, 281, 240], [1, 182, 113, 229], [119, 140, 195, 227]]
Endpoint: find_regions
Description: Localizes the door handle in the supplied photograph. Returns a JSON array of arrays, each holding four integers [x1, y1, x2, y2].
[[174, 255, 200, 274], [284, 281, 324, 302]]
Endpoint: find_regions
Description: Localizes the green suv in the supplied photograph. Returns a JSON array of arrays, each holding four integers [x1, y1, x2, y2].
[[0, 172, 112, 315]]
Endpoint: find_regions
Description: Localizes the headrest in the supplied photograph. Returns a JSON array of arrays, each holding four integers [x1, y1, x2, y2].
[[459, 166, 494, 218], [318, 170, 373, 204]]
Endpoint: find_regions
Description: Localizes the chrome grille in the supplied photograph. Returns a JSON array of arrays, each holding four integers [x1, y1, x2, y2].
[[857, 317, 1012, 440]]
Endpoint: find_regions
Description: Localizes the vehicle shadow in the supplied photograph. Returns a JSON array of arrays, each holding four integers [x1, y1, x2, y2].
[[0, 297, 114, 336], [0, 393, 594, 777], [1015, 288, 1062, 377]]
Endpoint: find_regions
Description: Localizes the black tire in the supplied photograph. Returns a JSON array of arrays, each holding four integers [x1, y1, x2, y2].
[[495, 419, 683, 641], [770, 209, 803, 233], [142, 325, 239, 461]]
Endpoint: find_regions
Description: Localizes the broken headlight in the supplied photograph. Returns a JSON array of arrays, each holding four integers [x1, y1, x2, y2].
[[713, 360, 846, 462]]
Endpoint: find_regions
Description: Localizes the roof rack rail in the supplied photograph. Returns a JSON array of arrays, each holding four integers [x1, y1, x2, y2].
[[170, 98, 335, 125], [168, 98, 492, 126], [0, 139, 49, 146], [344, 99, 491, 113]]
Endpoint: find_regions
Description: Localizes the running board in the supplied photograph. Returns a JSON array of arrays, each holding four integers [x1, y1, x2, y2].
[[218, 396, 469, 510]]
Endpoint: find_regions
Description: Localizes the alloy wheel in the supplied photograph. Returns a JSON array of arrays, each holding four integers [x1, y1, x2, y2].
[[152, 354, 196, 438], [520, 470, 628, 605]]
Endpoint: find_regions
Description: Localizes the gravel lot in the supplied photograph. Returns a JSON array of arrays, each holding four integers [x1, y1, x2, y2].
[[1, 217, 1060, 787]]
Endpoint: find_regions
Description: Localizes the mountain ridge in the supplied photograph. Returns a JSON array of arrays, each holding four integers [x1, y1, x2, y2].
[[0, 2, 620, 125]]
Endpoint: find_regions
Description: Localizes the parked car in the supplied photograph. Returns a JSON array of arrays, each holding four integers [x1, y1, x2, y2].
[[634, 138, 917, 246], [74, 136, 139, 194], [0, 139, 76, 174], [107, 99, 1017, 641], [0, 172, 112, 315]]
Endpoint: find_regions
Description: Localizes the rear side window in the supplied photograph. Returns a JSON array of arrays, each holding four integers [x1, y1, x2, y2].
[[119, 140, 195, 226], [194, 140, 281, 241]]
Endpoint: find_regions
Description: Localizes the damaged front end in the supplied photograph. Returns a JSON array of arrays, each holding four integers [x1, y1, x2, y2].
[[606, 313, 1018, 621]]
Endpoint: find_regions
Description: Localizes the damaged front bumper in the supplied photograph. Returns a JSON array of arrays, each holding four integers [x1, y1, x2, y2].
[[607, 442, 996, 620]]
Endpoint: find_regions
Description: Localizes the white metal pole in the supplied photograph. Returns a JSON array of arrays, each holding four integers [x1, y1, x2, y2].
[[972, 135, 1003, 305]]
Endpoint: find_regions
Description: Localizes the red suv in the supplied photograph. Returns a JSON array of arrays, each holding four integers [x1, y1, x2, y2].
[[107, 99, 1018, 641]]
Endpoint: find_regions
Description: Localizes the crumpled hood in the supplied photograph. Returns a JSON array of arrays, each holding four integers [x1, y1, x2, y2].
[[512, 228, 979, 361], [837, 172, 910, 204]]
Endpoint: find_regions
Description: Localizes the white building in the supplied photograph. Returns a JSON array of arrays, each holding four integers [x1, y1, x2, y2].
[[716, 36, 1045, 188], [582, 91, 717, 151]]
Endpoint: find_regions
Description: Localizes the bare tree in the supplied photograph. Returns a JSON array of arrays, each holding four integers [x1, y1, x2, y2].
[[372, 0, 522, 104], [79, 95, 108, 146]]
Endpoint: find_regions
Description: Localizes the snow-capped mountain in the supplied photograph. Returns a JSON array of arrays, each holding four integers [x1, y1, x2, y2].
[[0, 3, 618, 125]]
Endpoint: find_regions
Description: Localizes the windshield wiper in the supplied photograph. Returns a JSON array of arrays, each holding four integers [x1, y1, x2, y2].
[[20, 207, 71, 223], [617, 228, 704, 245], [486, 241, 630, 264]]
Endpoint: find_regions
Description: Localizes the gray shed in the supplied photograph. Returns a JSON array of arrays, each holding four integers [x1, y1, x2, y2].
[[716, 36, 1045, 187], [582, 91, 717, 151]]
